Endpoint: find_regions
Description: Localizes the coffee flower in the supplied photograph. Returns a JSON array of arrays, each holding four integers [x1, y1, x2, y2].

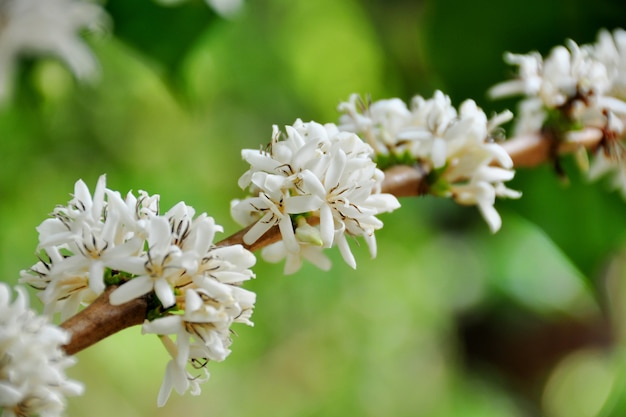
[[488, 32, 626, 135], [139, 227, 257, 406], [232, 119, 400, 272], [21, 175, 257, 406], [143, 280, 256, 406], [154, 0, 244, 18], [20, 175, 159, 320], [338, 91, 520, 232], [489, 29, 626, 196], [0, 0, 106, 102], [0, 283, 83, 417]]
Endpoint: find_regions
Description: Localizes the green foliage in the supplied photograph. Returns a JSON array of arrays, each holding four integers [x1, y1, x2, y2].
[[3, 0, 626, 416], [105, 0, 217, 88]]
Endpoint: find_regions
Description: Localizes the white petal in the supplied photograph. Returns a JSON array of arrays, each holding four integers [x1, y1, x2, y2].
[[109, 275, 153, 305], [283, 252, 304, 275], [0, 381, 23, 405], [325, 149, 347, 189], [278, 215, 299, 253], [299, 169, 327, 198], [319, 204, 334, 247], [301, 246, 332, 271], [284, 195, 323, 214], [211, 245, 256, 269], [431, 137, 447, 168], [365, 193, 401, 213], [335, 228, 356, 269], [364, 233, 377, 259], [88, 261, 105, 294], [91, 174, 107, 220], [142, 315, 183, 335], [478, 202, 502, 233], [243, 212, 275, 245], [155, 278, 175, 308]]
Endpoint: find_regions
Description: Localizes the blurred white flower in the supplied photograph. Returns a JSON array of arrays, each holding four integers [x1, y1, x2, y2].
[[490, 28, 626, 197], [0, 0, 106, 102], [338, 91, 519, 232], [0, 283, 83, 417], [232, 119, 400, 271], [489, 37, 619, 135], [588, 28, 626, 100], [154, 0, 243, 18]]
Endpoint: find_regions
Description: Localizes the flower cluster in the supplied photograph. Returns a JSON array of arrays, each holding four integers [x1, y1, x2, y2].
[[489, 28, 626, 196], [0, 0, 106, 103], [20, 175, 257, 406], [0, 283, 83, 417], [20, 175, 158, 320], [338, 91, 520, 232], [231, 119, 400, 273]]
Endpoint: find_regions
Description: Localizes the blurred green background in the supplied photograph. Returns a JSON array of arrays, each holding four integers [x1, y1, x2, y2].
[[3, 0, 626, 416]]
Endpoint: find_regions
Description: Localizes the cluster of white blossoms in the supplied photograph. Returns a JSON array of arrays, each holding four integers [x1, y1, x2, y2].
[[20, 175, 257, 406], [489, 28, 626, 197], [0, 0, 105, 103], [231, 119, 400, 273], [0, 283, 83, 417], [338, 91, 520, 233]]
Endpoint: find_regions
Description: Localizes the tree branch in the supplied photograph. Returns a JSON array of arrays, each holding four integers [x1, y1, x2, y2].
[[61, 286, 149, 355], [59, 128, 604, 356]]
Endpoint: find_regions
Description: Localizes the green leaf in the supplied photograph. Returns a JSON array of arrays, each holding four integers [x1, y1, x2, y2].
[[104, 0, 217, 83], [500, 158, 626, 283]]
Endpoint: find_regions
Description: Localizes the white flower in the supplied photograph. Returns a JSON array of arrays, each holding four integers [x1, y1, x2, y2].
[[338, 91, 520, 232], [20, 175, 157, 320], [0, 283, 83, 417], [489, 29, 626, 197], [0, 0, 106, 103], [338, 94, 412, 155], [489, 30, 626, 135], [153, 0, 243, 18], [591, 28, 626, 100], [261, 240, 331, 275], [232, 119, 400, 271], [108, 215, 184, 308], [141, 252, 256, 406], [20, 176, 257, 407]]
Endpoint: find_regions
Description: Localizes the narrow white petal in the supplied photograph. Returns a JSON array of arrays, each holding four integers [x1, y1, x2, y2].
[[243, 212, 275, 245], [109, 276, 153, 305], [478, 202, 502, 233], [142, 315, 183, 335], [155, 278, 175, 308], [279, 216, 299, 253], [284, 195, 323, 213], [335, 229, 356, 269], [88, 261, 105, 295], [91, 174, 107, 220], [319, 204, 334, 247], [185, 289, 203, 311], [431, 137, 447, 168], [325, 149, 347, 189], [299, 169, 327, 198]]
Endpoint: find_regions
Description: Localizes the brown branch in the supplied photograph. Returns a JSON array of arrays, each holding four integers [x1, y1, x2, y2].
[[500, 128, 603, 167], [61, 286, 149, 355], [59, 128, 604, 356]]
